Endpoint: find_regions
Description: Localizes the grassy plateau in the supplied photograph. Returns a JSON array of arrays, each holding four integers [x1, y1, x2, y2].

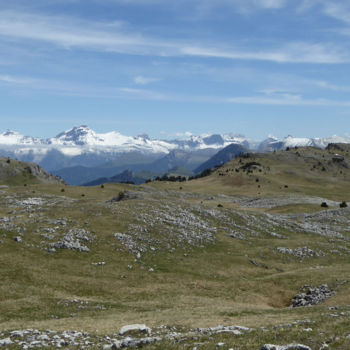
[[1, 145, 350, 349]]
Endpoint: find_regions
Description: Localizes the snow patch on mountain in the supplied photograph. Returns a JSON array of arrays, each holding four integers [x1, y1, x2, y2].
[[48, 126, 178, 154], [0, 130, 41, 145], [1, 126, 350, 164]]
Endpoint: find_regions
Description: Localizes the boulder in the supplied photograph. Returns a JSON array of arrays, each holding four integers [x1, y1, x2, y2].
[[119, 324, 151, 336]]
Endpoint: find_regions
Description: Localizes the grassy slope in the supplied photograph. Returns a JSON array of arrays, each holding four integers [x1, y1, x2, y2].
[[158, 146, 350, 202], [1, 147, 350, 349], [0, 158, 62, 186]]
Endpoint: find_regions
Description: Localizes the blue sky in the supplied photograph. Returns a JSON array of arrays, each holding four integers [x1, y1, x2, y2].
[[1, 0, 350, 140]]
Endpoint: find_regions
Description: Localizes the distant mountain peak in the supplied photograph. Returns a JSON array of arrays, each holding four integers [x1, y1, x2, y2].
[[3, 130, 21, 136], [55, 125, 103, 146]]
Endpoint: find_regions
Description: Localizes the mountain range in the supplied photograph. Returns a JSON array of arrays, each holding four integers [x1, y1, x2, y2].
[[1, 125, 349, 185]]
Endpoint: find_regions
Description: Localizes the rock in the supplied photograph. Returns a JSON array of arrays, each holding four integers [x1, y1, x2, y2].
[[198, 325, 250, 335], [261, 344, 311, 350], [0, 337, 13, 346], [14, 236, 22, 242], [111, 342, 122, 349], [109, 191, 138, 203], [52, 228, 94, 252], [120, 336, 160, 348], [291, 284, 335, 307], [277, 247, 324, 259], [119, 324, 151, 336]]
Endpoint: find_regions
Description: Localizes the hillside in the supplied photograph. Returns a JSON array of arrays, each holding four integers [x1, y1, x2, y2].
[[181, 144, 350, 201], [194, 143, 247, 174], [0, 157, 64, 186], [83, 170, 148, 186], [0, 146, 350, 349]]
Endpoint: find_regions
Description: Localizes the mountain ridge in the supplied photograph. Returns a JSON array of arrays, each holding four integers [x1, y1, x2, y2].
[[1, 125, 348, 152], [1, 125, 350, 184]]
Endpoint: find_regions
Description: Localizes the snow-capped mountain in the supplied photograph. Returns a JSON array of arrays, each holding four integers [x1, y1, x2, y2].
[[0, 125, 250, 161], [0, 125, 349, 176], [0, 130, 42, 145], [260, 134, 350, 151], [0, 126, 252, 172]]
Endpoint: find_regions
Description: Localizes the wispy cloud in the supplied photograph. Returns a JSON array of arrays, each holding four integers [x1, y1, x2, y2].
[[133, 76, 159, 85], [2, 71, 350, 108], [0, 10, 347, 64], [323, 2, 350, 25], [180, 42, 346, 64], [119, 87, 169, 100], [175, 131, 193, 138], [0, 74, 35, 84], [226, 94, 350, 107]]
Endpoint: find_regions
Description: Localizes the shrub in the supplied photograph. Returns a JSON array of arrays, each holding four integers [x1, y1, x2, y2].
[[340, 201, 348, 208], [321, 202, 328, 208], [61, 188, 65, 192], [101, 184, 104, 189], [118, 191, 125, 200], [217, 204, 223, 208]]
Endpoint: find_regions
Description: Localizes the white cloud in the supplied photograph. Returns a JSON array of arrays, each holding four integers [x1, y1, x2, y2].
[[0, 10, 347, 64], [119, 87, 168, 100], [0, 74, 34, 84], [226, 94, 350, 106], [323, 2, 350, 25], [180, 42, 346, 64], [3, 71, 350, 108], [175, 131, 193, 137], [134, 76, 159, 85]]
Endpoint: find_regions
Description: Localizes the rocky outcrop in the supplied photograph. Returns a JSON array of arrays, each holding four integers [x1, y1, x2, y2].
[[277, 247, 325, 259], [52, 229, 95, 252], [291, 284, 336, 307], [0, 157, 64, 185], [261, 344, 311, 350]]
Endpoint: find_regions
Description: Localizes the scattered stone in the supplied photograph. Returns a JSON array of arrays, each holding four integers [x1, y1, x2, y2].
[[261, 344, 311, 350], [269, 232, 287, 239], [303, 328, 313, 332], [52, 228, 95, 252], [13, 236, 22, 242], [277, 247, 325, 259], [198, 325, 250, 335], [228, 231, 246, 240]]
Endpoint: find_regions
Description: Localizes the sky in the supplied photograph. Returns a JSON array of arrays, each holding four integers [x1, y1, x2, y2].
[[1, 0, 350, 140]]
